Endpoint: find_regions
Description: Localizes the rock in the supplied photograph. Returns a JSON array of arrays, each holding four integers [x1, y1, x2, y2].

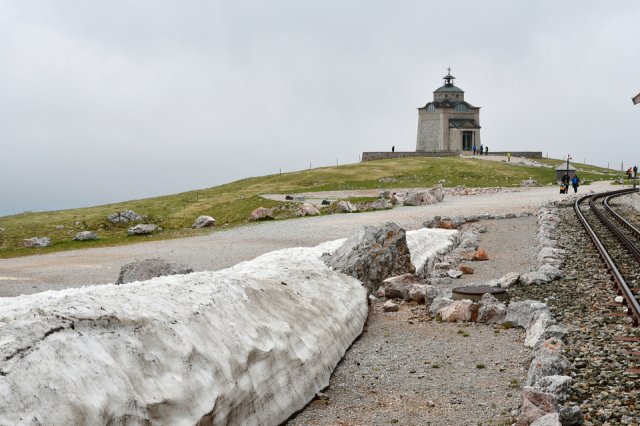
[[424, 286, 441, 311], [533, 375, 572, 402], [614, 295, 624, 304], [496, 272, 520, 288], [477, 293, 507, 324], [369, 198, 392, 210], [383, 300, 399, 312], [107, 209, 142, 224], [459, 265, 474, 274], [249, 207, 274, 221], [525, 309, 556, 348], [335, 201, 357, 213], [438, 221, 457, 230], [434, 262, 450, 270], [527, 338, 571, 386], [382, 274, 420, 300], [537, 325, 568, 346], [403, 191, 437, 206], [408, 284, 427, 304], [321, 200, 331, 205], [518, 397, 547, 426], [390, 193, 405, 205], [447, 269, 463, 279], [522, 386, 559, 413], [439, 299, 473, 322], [324, 222, 414, 293], [297, 203, 320, 216], [127, 224, 157, 236], [116, 258, 194, 284], [530, 412, 560, 426], [558, 405, 582, 425], [505, 300, 548, 328], [192, 215, 216, 228], [22, 237, 51, 248], [472, 249, 489, 261], [55, 225, 65, 230], [73, 231, 98, 241], [521, 179, 539, 187], [428, 296, 451, 317]]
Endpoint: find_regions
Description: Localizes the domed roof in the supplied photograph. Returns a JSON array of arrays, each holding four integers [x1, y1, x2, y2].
[[434, 84, 464, 94]]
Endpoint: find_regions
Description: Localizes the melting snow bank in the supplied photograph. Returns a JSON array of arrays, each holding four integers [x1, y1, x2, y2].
[[0, 228, 458, 425], [0, 240, 367, 426]]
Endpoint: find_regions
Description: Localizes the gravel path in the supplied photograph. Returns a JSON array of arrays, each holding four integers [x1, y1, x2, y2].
[[0, 183, 617, 297], [287, 216, 538, 425]]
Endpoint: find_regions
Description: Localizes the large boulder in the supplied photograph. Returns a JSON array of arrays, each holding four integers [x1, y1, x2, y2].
[[439, 299, 473, 322], [527, 338, 571, 386], [73, 231, 98, 241], [22, 237, 51, 248], [116, 258, 194, 284], [127, 224, 157, 236], [192, 215, 216, 228], [107, 210, 143, 224], [323, 222, 414, 293]]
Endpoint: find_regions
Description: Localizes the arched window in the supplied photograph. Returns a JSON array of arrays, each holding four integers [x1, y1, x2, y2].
[[455, 103, 469, 112], [426, 104, 436, 112]]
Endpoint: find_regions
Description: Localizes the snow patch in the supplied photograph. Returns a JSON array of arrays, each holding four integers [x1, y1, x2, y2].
[[406, 228, 459, 277]]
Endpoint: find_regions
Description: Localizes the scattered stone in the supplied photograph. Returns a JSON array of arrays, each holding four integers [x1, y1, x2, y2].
[[127, 224, 157, 236], [192, 215, 216, 228], [116, 258, 194, 284], [533, 375, 572, 402], [614, 295, 624, 303], [447, 269, 463, 279], [249, 207, 274, 221], [496, 272, 520, 288], [428, 296, 452, 317], [382, 274, 419, 300], [107, 210, 143, 224], [298, 203, 320, 217], [472, 249, 489, 261], [521, 179, 539, 187], [22, 237, 51, 248], [439, 299, 472, 322], [530, 412, 560, 426], [335, 201, 357, 213], [73, 231, 98, 241], [477, 293, 507, 324], [504, 300, 548, 329], [55, 225, 65, 230], [558, 405, 582, 426], [459, 265, 474, 274], [383, 300, 399, 312], [525, 309, 556, 348], [407, 284, 427, 304]]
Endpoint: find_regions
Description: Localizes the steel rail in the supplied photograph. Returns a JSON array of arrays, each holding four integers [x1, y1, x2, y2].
[[574, 190, 640, 326], [603, 188, 640, 237]]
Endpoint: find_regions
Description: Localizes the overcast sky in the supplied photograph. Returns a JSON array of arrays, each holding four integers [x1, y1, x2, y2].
[[1, 1, 639, 216]]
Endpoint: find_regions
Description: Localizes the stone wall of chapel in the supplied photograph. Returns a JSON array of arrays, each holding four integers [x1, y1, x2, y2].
[[416, 110, 441, 151]]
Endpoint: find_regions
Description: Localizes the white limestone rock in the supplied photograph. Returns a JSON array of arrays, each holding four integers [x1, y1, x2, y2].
[[73, 231, 98, 241], [22, 237, 51, 248], [127, 223, 157, 235], [335, 201, 357, 213], [107, 209, 143, 224], [0, 239, 367, 425], [298, 203, 320, 217], [192, 215, 216, 228]]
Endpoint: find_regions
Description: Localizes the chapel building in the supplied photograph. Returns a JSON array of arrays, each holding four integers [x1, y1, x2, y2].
[[416, 69, 481, 152]]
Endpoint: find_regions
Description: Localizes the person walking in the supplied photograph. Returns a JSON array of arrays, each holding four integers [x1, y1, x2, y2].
[[392, 145, 395, 153], [472, 144, 477, 155], [479, 144, 483, 156], [485, 146, 488, 156], [571, 174, 581, 193], [507, 152, 511, 162], [634, 165, 638, 178]]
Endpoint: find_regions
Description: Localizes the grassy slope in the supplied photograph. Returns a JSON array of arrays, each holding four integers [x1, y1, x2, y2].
[[0, 157, 621, 258]]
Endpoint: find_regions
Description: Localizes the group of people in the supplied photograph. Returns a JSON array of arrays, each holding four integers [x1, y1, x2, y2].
[[472, 144, 488, 155], [560, 173, 581, 194], [626, 165, 638, 179]]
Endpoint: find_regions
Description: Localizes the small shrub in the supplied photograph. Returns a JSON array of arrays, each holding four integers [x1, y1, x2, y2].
[[476, 363, 486, 369]]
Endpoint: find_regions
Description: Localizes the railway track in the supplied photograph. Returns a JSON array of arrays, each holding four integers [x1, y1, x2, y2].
[[574, 188, 640, 327]]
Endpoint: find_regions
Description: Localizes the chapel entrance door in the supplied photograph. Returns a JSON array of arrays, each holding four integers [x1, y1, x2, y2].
[[462, 131, 473, 151]]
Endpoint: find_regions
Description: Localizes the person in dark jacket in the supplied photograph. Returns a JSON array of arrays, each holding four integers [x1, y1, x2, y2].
[[571, 175, 581, 193]]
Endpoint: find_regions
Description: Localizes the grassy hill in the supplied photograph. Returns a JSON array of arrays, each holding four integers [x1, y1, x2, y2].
[[0, 156, 622, 258]]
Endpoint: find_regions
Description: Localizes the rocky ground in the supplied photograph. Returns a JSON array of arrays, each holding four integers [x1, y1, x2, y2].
[[509, 202, 640, 425], [287, 216, 539, 425]]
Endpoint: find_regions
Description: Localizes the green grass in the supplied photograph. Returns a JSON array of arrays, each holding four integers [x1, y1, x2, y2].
[[0, 156, 617, 258]]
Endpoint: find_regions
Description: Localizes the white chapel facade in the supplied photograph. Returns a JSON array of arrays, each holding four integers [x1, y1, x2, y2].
[[416, 69, 481, 152]]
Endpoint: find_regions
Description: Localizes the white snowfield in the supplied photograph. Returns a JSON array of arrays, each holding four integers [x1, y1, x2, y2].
[[406, 228, 459, 277], [0, 230, 456, 425]]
